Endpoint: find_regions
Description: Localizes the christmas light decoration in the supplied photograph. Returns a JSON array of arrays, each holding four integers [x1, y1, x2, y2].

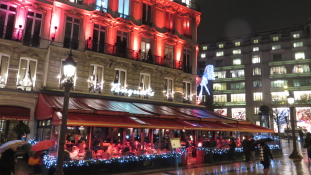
[[198, 65, 215, 100]]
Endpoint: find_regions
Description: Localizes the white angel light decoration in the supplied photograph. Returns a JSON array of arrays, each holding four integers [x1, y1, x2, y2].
[[198, 64, 215, 100]]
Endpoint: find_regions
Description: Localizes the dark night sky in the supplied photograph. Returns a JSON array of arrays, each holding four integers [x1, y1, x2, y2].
[[196, 0, 311, 44]]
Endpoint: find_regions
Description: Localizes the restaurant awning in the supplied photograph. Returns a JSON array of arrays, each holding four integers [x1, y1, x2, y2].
[[229, 122, 275, 133], [0, 106, 30, 121], [51, 111, 191, 130]]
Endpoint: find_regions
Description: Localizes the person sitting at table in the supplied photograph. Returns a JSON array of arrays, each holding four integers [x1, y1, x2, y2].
[[107, 143, 118, 156], [122, 147, 130, 155], [84, 147, 93, 160], [116, 143, 123, 152], [79, 140, 86, 153], [123, 142, 132, 152]]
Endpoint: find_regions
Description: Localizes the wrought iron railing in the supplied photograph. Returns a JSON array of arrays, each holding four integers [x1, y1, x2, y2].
[[165, 28, 175, 34], [118, 13, 130, 20], [63, 37, 79, 50], [142, 21, 152, 27], [183, 34, 192, 39], [23, 35, 40, 47]]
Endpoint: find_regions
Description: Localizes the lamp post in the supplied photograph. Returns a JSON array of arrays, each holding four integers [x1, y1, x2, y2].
[[55, 51, 77, 175], [287, 93, 302, 159]]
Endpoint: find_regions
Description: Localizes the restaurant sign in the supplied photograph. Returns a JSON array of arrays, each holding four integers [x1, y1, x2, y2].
[[111, 84, 155, 97]]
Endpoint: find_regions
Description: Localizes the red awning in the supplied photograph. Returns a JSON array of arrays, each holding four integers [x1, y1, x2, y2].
[[0, 106, 30, 121], [226, 122, 275, 133]]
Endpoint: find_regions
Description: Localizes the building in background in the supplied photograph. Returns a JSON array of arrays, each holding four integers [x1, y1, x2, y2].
[[0, 0, 201, 142], [198, 22, 311, 133]]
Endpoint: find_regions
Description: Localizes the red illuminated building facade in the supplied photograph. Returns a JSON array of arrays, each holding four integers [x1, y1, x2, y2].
[[0, 0, 204, 141]]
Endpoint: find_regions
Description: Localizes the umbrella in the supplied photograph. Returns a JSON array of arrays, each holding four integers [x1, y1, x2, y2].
[[0, 140, 26, 153], [253, 138, 274, 145], [30, 140, 55, 152]]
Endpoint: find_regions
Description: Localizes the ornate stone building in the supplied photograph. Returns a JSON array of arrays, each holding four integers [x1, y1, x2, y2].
[[0, 0, 202, 141]]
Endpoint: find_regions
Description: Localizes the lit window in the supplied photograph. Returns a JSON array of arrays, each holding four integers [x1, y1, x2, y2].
[[253, 92, 263, 101], [293, 65, 310, 73], [17, 58, 37, 91], [235, 41, 240, 46], [253, 47, 259, 52], [95, 0, 108, 12], [214, 109, 227, 116], [252, 55, 260, 64], [113, 69, 127, 88], [293, 78, 311, 87], [254, 107, 259, 114], [233, 49, 241, 55], [294, 91, 311, 100], [253, 80, 262, 88], [140, 73, 151, 98], [253, 39, 259, 44], [216, 51, 224, 57], [230, 69, 244, 78], [218, 44, 224, 48], [214, 71, 226, 78], [183, 81, 191, 101], [213, 94, 227, 102], [88, 65, 104, 93], [232, 108, 246, 120], [271, 80, 287, 88], [164, 44, 174, 67], [141, 38, 151, 61], [272, 45, 281, 50], [253, 67, 261, 75], [0, 54, 9, 88], [271, 92, 288, 101], [201, 53, 206, 58], [213, 83, 226, 90], [293, 33, 300, 39], [118, 0, 130, 18], [270, 66, 287, 75], [202, 46, 208, 50], [293, 42, 303, 48], [164, 78, 174, 101], [273, 36, 279, 41], [231, 94, 245, 102], [295, 52, 305, 60], [231, 82, 245, 90], [233, 58, 241, 65]]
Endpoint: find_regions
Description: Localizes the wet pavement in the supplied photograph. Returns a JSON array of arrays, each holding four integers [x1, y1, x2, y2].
[[15, 139, 311, 175]]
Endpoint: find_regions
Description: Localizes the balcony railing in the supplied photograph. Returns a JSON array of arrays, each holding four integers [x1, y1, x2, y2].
[[0, 25, 22, 41], [23, 35, 40, 47], [88, 43, 182, 70], [118, 13, 130, 20], [64, 37, 79, 50], [183, 34, 192, 39], [165, 28, 175, 34], [142, 21, 152, 27], [183, 65, 192, 74]]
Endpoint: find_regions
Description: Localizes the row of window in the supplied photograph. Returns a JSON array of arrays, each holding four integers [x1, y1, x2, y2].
[[0, 54, 193, 101], [200, 42, 305, 58], [201, 34, 302, 51], [213, 90, 311, 103]]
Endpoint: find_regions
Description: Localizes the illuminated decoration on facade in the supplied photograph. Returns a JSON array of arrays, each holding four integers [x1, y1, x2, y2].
[[198, 65, 215, 100], [111, 84, 155, 97]]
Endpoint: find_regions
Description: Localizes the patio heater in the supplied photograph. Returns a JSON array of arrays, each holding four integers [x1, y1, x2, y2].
[[55, 51, 77, 175], [287, 92, 302, 159]]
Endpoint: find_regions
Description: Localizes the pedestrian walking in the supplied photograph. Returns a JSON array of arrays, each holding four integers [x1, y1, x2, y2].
[[304, 132, 311, 148], [248, 135, 256, 162], [259, 142, 273, 175], [0, 146, 17, 175], [32, 151, 44, 175], [299, 130, 304, 142], [242, 135, 250, 162], [228, 138, 236, 162]]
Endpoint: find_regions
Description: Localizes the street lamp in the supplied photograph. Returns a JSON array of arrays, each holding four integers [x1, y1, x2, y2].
[[287, 92, 302, 159], [55, 51, 77, 175]]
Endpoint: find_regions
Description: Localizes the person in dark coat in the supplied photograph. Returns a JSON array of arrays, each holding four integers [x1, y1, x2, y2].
[[304, 132, 311, 148], [242, 135, 250, 162], [259, 142, 273, 175], [0, 147, 17, 175], [32, 151, 43, 175], [299, 130, 304, 142], [248, 135, 256, 162], [228, 139, 236, 162], [84, 147, 93, 160]]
